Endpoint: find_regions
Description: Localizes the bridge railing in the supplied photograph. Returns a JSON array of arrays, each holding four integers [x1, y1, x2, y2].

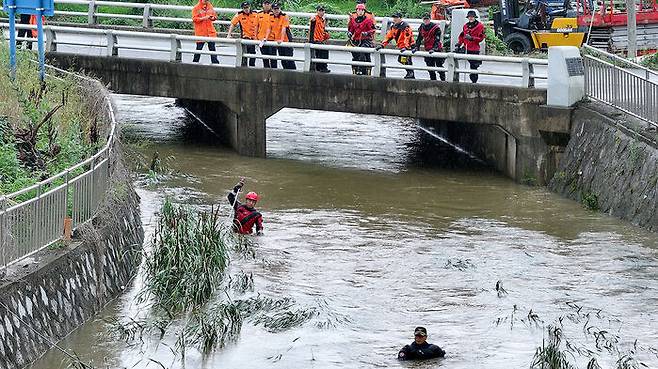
[[50, 0, 431, 38], [0, 65, 116, 271], [1, 23, 549, 88], [582, 45, 658, 128]]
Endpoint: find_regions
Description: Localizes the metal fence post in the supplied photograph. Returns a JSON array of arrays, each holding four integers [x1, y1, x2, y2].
[[521, 58, 530, 88], [234, 39, 243, 67], [87, 0, 97, 25], [303, 43, 312, 72], [372, 49, 382, 77], [45, 28, 56, 52], [142, 4, 152, 28], [170, 34, 181, 62], [446, 53, 458, 82], [0, 196, 6, 273], [106, 30, 117, 57]]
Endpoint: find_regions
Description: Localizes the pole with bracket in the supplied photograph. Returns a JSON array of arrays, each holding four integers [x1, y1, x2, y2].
[[6, 0, 17, 80], [36, 0, 45, 82]]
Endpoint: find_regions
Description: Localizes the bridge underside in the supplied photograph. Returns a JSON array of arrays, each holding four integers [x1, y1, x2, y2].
[[48, 53, 572, 184]]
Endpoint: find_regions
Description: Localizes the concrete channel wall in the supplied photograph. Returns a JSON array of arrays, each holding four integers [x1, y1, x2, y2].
[[550, 101, 658, 232], [0, 82, 144, 369]]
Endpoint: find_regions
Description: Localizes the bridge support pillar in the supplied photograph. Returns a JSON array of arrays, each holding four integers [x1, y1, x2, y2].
[[421, 120, 563, 185], [177, 99, 266, 158]]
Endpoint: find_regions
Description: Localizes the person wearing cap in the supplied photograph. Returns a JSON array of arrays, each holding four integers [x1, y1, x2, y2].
[[256, 0, 276, 68], [350, 0, 375, 24], [378, 12, 416, 79], [398, 327, 446, 361], [412, 14, 445, 81], [228, 178, 264, 236], [347, 3, 376, 75], [309, 5, 331, 73], [270, 3, 296, 70], [191, 0, 220, 64], [228, 2, 259, 67], [456, 10, 485, 83]]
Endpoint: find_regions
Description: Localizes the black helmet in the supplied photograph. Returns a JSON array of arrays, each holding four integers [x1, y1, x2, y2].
[[240, 1, 251, 8], [466, 10, 478, 18]]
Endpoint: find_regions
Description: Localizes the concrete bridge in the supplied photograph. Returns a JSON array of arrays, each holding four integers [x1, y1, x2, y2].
[[2, 24, 591, 185]]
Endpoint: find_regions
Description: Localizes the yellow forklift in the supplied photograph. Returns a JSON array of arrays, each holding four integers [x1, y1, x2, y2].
[[493, 0, 585, 53]]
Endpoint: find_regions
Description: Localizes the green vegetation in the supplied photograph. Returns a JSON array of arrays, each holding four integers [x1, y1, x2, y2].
[[0, 42, 103, 200], [106, 199, 317, 363], [640, 52, 658, 71], [581, 191, 599, 211]]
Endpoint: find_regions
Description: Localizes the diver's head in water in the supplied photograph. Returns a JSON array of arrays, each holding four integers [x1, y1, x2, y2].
[[414, 327, 428, 345], [245, 191, 259, 208]]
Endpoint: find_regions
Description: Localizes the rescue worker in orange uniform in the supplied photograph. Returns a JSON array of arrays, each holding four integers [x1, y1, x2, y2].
[[347, 3, 376, 75], [256, 0, 276, 68], [271, 3, 296, 70], [228, 1, 258, 67], [456, 10, 485, 83], [17, 13, 33, 50], [191, 0, 219, 64], [378, 12, 416, 79], [227, 178, 264, 236], [412, 14, 445, 81], [309, 5, 331, 73]]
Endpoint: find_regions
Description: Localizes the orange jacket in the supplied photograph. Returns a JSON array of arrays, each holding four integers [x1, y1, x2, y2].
[[271, 13, 292, 42], [309, 15, 330, 43], [231, 11, 258, 39], [256, 10, 273, 40], [382, 21, 414, 49], [192, 0, 217, 38], [29, 15, 46, 38]]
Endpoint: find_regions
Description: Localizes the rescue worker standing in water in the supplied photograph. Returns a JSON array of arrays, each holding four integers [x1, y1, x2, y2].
[[398, 327, 446, 361], [227, 178, 263, 235], [378, 12, 415, 79]]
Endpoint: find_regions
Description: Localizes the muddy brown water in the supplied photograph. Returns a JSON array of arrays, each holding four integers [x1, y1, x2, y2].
[[28, 95, 658, 369]]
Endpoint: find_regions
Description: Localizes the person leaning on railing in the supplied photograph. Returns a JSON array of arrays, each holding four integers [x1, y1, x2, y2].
[[455, 10, 485, 83], [191, 0, 219, 64], [227, 1, 258, 67], [271, 3, 296, 70], [256, 0, 275, 68], [347, 3, 376, 76], [309, 5, 331, 73], [377, 12, 416, 79], [412, 14, 445, 81]]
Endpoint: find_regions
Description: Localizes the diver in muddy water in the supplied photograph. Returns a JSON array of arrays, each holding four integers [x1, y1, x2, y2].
[[398, 327, 446, 361], [227, 178, 264, 235]]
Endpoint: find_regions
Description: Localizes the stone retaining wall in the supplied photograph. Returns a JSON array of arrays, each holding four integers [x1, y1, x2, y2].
[[549, 101, 658, 232]]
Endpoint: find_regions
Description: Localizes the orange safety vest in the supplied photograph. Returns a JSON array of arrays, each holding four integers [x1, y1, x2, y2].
[[191, 0, 218, 38], [256, 10, 273, 40], [231, 10, 258, 39], [309, 14, 330, 43], [270, 13, 292, 42], [29, 15, 46, 38], [382, 22, 414, 49]]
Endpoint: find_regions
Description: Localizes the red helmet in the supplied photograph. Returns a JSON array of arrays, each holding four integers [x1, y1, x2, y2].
[[356, 4, 366, 10], [245, 192, 259, 201]]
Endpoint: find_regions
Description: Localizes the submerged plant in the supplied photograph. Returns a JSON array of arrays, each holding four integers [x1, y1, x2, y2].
[[142, 199, 231, 311], [531, 326, 576, 369]]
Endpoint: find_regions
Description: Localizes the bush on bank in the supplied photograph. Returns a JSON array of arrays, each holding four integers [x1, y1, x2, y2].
[[0, 42, 101, 199]]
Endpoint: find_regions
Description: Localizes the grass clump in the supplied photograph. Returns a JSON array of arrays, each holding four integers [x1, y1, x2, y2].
[[531, 326, 577, 369], [0, 41, 105, 199], [640, 52, 658, 71], [143, 198, 230, 311]]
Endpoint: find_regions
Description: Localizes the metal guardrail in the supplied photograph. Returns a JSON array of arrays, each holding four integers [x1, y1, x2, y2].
[[49, 0, 423, 38], [1, 23, 549, 87], [0, 65, 116, 271], [583, 44, 658, 128]]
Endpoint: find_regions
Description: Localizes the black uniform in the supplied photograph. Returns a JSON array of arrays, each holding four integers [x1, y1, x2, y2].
[[398, 342, 445, 361]]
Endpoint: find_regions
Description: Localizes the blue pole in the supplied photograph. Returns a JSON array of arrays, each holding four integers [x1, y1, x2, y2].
[[7, 0, 17, 80], [37, 0, 45, 82]]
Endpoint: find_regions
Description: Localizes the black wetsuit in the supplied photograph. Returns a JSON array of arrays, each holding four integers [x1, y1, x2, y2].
[[398, 342, 445, 360]]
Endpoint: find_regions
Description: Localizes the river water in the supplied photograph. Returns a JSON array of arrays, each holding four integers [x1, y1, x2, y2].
[[29, 95, 658, 369]]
